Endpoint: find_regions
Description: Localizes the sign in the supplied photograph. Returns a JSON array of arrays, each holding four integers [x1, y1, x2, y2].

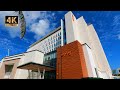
[[61, 51, 72, 57], [5, 16, 18, 27]]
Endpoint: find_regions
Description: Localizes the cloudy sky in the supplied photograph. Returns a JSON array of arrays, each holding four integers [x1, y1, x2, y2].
[[0, 11, 120, 70]]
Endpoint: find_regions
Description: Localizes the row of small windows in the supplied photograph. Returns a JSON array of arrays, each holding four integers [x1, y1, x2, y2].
[[47, 32, 61, 41], [41, 36, 61, 47], [44, 41, 61, 53], [39, 32, 61, 54], [44, 53, 56, 61], [42, 40, 61, 49]]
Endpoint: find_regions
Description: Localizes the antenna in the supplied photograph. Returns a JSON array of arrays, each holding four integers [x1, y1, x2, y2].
[[8, 49, 9, 56]]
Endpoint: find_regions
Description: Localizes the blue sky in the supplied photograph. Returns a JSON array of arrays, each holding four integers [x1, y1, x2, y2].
[[0, 11, 120, 70]]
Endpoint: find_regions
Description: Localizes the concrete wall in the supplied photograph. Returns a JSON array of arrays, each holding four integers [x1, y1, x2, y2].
[[87, 24, 112, 79], [0, 54, 30, 79], [61, 19, 64, 46], [65, 11, 90, 46], [82, 44, 97, 77], [19, 51, 44, 66], [0, 58, 20, 79], [64, 11, 112, 79], [65, 11, 76, 44], [27, 30, 61, 54], [14, 55, 28, 79], [15, 50, 44, 79], [76, 16, 90, 46]]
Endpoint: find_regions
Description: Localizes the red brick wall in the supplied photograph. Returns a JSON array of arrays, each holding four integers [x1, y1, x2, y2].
[[56, 40, 88, 79]]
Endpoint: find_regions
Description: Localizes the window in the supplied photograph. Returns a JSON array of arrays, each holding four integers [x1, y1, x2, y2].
[[54, 53, 56, 58], [48, 57, 50, 60], [5, 64, 14, 77], [5, 65, 14, 73], [45, 57, 47, 61], [58, 36, 61, 40]]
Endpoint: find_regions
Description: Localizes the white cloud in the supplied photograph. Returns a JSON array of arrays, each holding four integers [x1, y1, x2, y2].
[[30, 19, 50, 40], [0, 11, 20, 38], [0, 11, 57, 40]]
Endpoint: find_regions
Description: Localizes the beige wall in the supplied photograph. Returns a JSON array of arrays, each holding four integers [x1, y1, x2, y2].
[[0, 59, 20, 79], [87, 24, 112, 78], [64, 11, 112, 79], [65, 11, 76, 44], [18, 51, 44, 66], [82, 44, 97, 77]]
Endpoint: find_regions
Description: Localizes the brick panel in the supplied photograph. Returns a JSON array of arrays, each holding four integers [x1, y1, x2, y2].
[[56, 40, 88, 79]]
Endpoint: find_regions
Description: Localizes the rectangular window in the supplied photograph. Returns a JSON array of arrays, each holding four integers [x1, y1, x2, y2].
[[4, 64, 14, 78]]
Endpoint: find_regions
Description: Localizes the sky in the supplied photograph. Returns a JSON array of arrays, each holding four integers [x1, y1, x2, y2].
[[0, 11, 120, 70]]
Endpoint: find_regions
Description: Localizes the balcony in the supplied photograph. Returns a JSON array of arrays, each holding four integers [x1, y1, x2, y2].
[[17, 50, 55, 79], [18, 50, 44, 67]]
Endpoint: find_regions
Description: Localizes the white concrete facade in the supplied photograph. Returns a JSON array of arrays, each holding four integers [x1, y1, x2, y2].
[[64, 11, 112, 79], [27, 27, 62, 53], [0, 11, 112, 79]]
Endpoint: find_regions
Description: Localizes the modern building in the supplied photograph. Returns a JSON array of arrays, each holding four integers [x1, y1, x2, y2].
[[112, 68, 120, 79], [112, 68, 120, 75], [0, 11, 113, 79]]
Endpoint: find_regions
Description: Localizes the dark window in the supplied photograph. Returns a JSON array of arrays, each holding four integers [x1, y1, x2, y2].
[[5, 65, 14, 72], [62, 19, 67, 45], [48, 57, 50, 60], [45, 58, 47, 61], [5, 64, 14, 75]]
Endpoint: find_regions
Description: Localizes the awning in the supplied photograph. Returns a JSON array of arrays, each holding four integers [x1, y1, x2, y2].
[[17, 62, 55, 71]]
